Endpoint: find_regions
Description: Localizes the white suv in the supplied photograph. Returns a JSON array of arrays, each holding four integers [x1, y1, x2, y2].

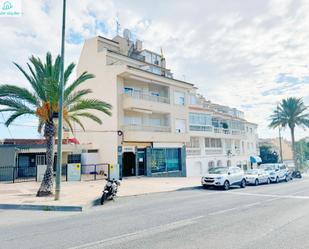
[[259, 163, 289, 183], [201, 167, 246, 190]]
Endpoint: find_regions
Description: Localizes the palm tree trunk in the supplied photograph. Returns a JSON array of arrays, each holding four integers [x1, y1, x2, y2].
[[37, 122, 55, 197], [290, 127, 298, 171]]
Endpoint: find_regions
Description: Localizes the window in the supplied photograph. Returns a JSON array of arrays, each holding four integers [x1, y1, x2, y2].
[[151, 148, 181, 173], [124, 87, 133, 94], [174, 91, 185, 105], [205, 138, 222, 148], [186, 137, 200, 148], [175, 119, 186, 133], [189, 113, 212, 126], [190, 95, 198, 105]]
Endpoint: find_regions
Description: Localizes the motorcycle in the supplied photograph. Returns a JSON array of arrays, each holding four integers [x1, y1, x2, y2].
[[292, 170, 302, 179], [100, 178, 121, 205]]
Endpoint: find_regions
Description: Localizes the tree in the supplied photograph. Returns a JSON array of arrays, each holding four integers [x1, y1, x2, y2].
[[269, 97, 309, 170], [295, 139, 309, 170], [0, 53, 112, 196], [259, 145, 279, 163]]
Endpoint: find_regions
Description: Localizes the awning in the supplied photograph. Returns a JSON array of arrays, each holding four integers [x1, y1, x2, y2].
[[250, 156, 262, 163]]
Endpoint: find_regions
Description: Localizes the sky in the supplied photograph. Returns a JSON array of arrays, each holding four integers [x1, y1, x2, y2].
[[0, 0, 308, 141]]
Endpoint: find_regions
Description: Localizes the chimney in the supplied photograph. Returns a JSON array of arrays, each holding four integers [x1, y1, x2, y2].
[[160, 47, 166, 76], [136, 40, 142, 51]]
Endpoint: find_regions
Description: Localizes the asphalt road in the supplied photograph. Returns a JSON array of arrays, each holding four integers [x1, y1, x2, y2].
[[1, 178, 309, 249]]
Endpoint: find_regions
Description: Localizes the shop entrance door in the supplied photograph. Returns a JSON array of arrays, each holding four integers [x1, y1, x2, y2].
[[122, 152, 136, 177], [137, 149, 146, 176]]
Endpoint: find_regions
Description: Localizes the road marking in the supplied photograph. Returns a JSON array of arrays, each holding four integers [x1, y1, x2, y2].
[[68, 215, 204, 249], [225, 191, 309, 200], [209, 207, 239, 216]]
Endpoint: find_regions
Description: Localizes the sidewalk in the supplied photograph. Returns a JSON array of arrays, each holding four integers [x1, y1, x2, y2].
[[0, 177, 200, 211]]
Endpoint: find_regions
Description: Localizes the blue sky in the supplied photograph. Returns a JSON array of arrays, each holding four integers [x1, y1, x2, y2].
[[0, 0, 309, 140]]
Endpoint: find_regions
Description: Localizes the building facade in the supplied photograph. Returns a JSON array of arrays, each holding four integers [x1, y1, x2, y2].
[[76, 31, 259, 178], [186, 92, 259, 176]]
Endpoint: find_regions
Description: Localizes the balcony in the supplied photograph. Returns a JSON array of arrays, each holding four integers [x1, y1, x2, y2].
[[186, 148, 202, 156], [122, 89, 170, 113], [205, 148, 224, 155], [189, 125, 246, 138], [122, 124, 171, 132], [123, 90, 169, 104]]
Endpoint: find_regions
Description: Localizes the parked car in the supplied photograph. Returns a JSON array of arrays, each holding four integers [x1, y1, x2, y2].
[[245, 169, 270, 185], [201, 166, 246, 190], [259, 163, 289, 183]]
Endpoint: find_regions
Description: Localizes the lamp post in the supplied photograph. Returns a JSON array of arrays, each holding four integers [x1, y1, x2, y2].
[[55, 0, 67, 201], [277, 104, 283, 163]]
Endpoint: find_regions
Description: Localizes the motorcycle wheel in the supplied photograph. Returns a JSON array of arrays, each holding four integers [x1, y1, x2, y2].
[[100, 192, 108, 205]]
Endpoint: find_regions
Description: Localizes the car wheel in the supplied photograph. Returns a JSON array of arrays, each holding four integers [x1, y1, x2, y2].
[[255, 179, 259, 186], [223, 180, 230, 191], [285, 176, 289, 182], [203, 184, 208, 189], [267, 178, 271, 184], [240, 179, 246, 188], [276, 176, 279, 183]]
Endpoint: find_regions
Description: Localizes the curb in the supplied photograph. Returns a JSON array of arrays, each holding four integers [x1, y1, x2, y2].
[[0, 203, 83, 212]]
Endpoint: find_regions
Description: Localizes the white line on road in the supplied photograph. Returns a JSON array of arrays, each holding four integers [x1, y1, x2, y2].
[[226, 192, 309, 200], [68, 215, 204, 249]]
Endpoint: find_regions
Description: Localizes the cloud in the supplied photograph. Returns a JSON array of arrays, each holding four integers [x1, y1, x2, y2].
[[0, 0, 308, 140]]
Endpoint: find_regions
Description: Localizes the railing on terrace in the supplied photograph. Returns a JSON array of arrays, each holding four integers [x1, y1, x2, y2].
[[189, 125, 213, 132], [205, 148, 224, 155], [123, 90, 170, 104], [123, 124, 171, 132], [186, 148, 201, 156]]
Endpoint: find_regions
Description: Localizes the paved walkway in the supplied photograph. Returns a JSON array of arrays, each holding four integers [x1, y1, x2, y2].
[[0, 177, 201, 210]]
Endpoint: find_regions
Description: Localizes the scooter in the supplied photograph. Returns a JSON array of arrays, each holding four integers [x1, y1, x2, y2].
[[100, 178, 121, 205]]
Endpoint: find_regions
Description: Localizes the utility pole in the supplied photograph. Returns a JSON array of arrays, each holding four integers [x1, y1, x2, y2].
[[55, 0, 67, 201], [277, 104, 283, 163]]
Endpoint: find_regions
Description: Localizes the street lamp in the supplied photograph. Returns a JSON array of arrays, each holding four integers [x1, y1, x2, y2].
[[55, 0, 67, 201]]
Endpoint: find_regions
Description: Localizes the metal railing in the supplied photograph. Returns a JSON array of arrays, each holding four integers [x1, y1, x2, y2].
[[123, 124, 171, 132], [81, 163, 109, 181], [186, 148, 202, 156], [0, 163, 110, 183], [123, 90, 170, 104], [189, 125, 213, 132]]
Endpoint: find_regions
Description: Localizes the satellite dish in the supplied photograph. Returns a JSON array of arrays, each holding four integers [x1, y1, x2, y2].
[[123, 29, 131, 40]]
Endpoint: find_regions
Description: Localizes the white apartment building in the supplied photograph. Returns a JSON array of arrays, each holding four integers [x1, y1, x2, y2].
[[186, 92, 259, 176], [76, 30, 259, 178]]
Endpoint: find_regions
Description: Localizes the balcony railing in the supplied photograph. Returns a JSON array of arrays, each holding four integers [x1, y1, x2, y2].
[[187, 126, 245, 137], [123, 90, 170, 104], [123, 124, 171, 132], [189, 125, 213, 132], [186, 148, 201, 156], [205, 148, 223, 155]]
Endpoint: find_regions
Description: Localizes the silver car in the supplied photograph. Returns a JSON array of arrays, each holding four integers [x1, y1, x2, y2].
[[245, 169, 270, 186]]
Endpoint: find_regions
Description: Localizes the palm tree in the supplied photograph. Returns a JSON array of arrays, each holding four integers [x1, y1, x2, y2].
[[269, 97, 309, 170], [0, 53, 112, 196]]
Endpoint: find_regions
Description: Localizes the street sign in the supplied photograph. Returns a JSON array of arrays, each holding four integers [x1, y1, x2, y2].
[[67, 163, 81, 181]]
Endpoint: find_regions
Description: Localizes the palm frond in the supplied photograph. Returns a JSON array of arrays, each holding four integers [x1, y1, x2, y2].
[[73, 112, 102, 124], [69, 115, 85, 131], [0, 85, 40, 106], [64, 72, 95, 99], [65, 89, 92, 106], [64, 63, 75, 85], [69, 99, 112, 116], [5, 109, 36, 126]]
